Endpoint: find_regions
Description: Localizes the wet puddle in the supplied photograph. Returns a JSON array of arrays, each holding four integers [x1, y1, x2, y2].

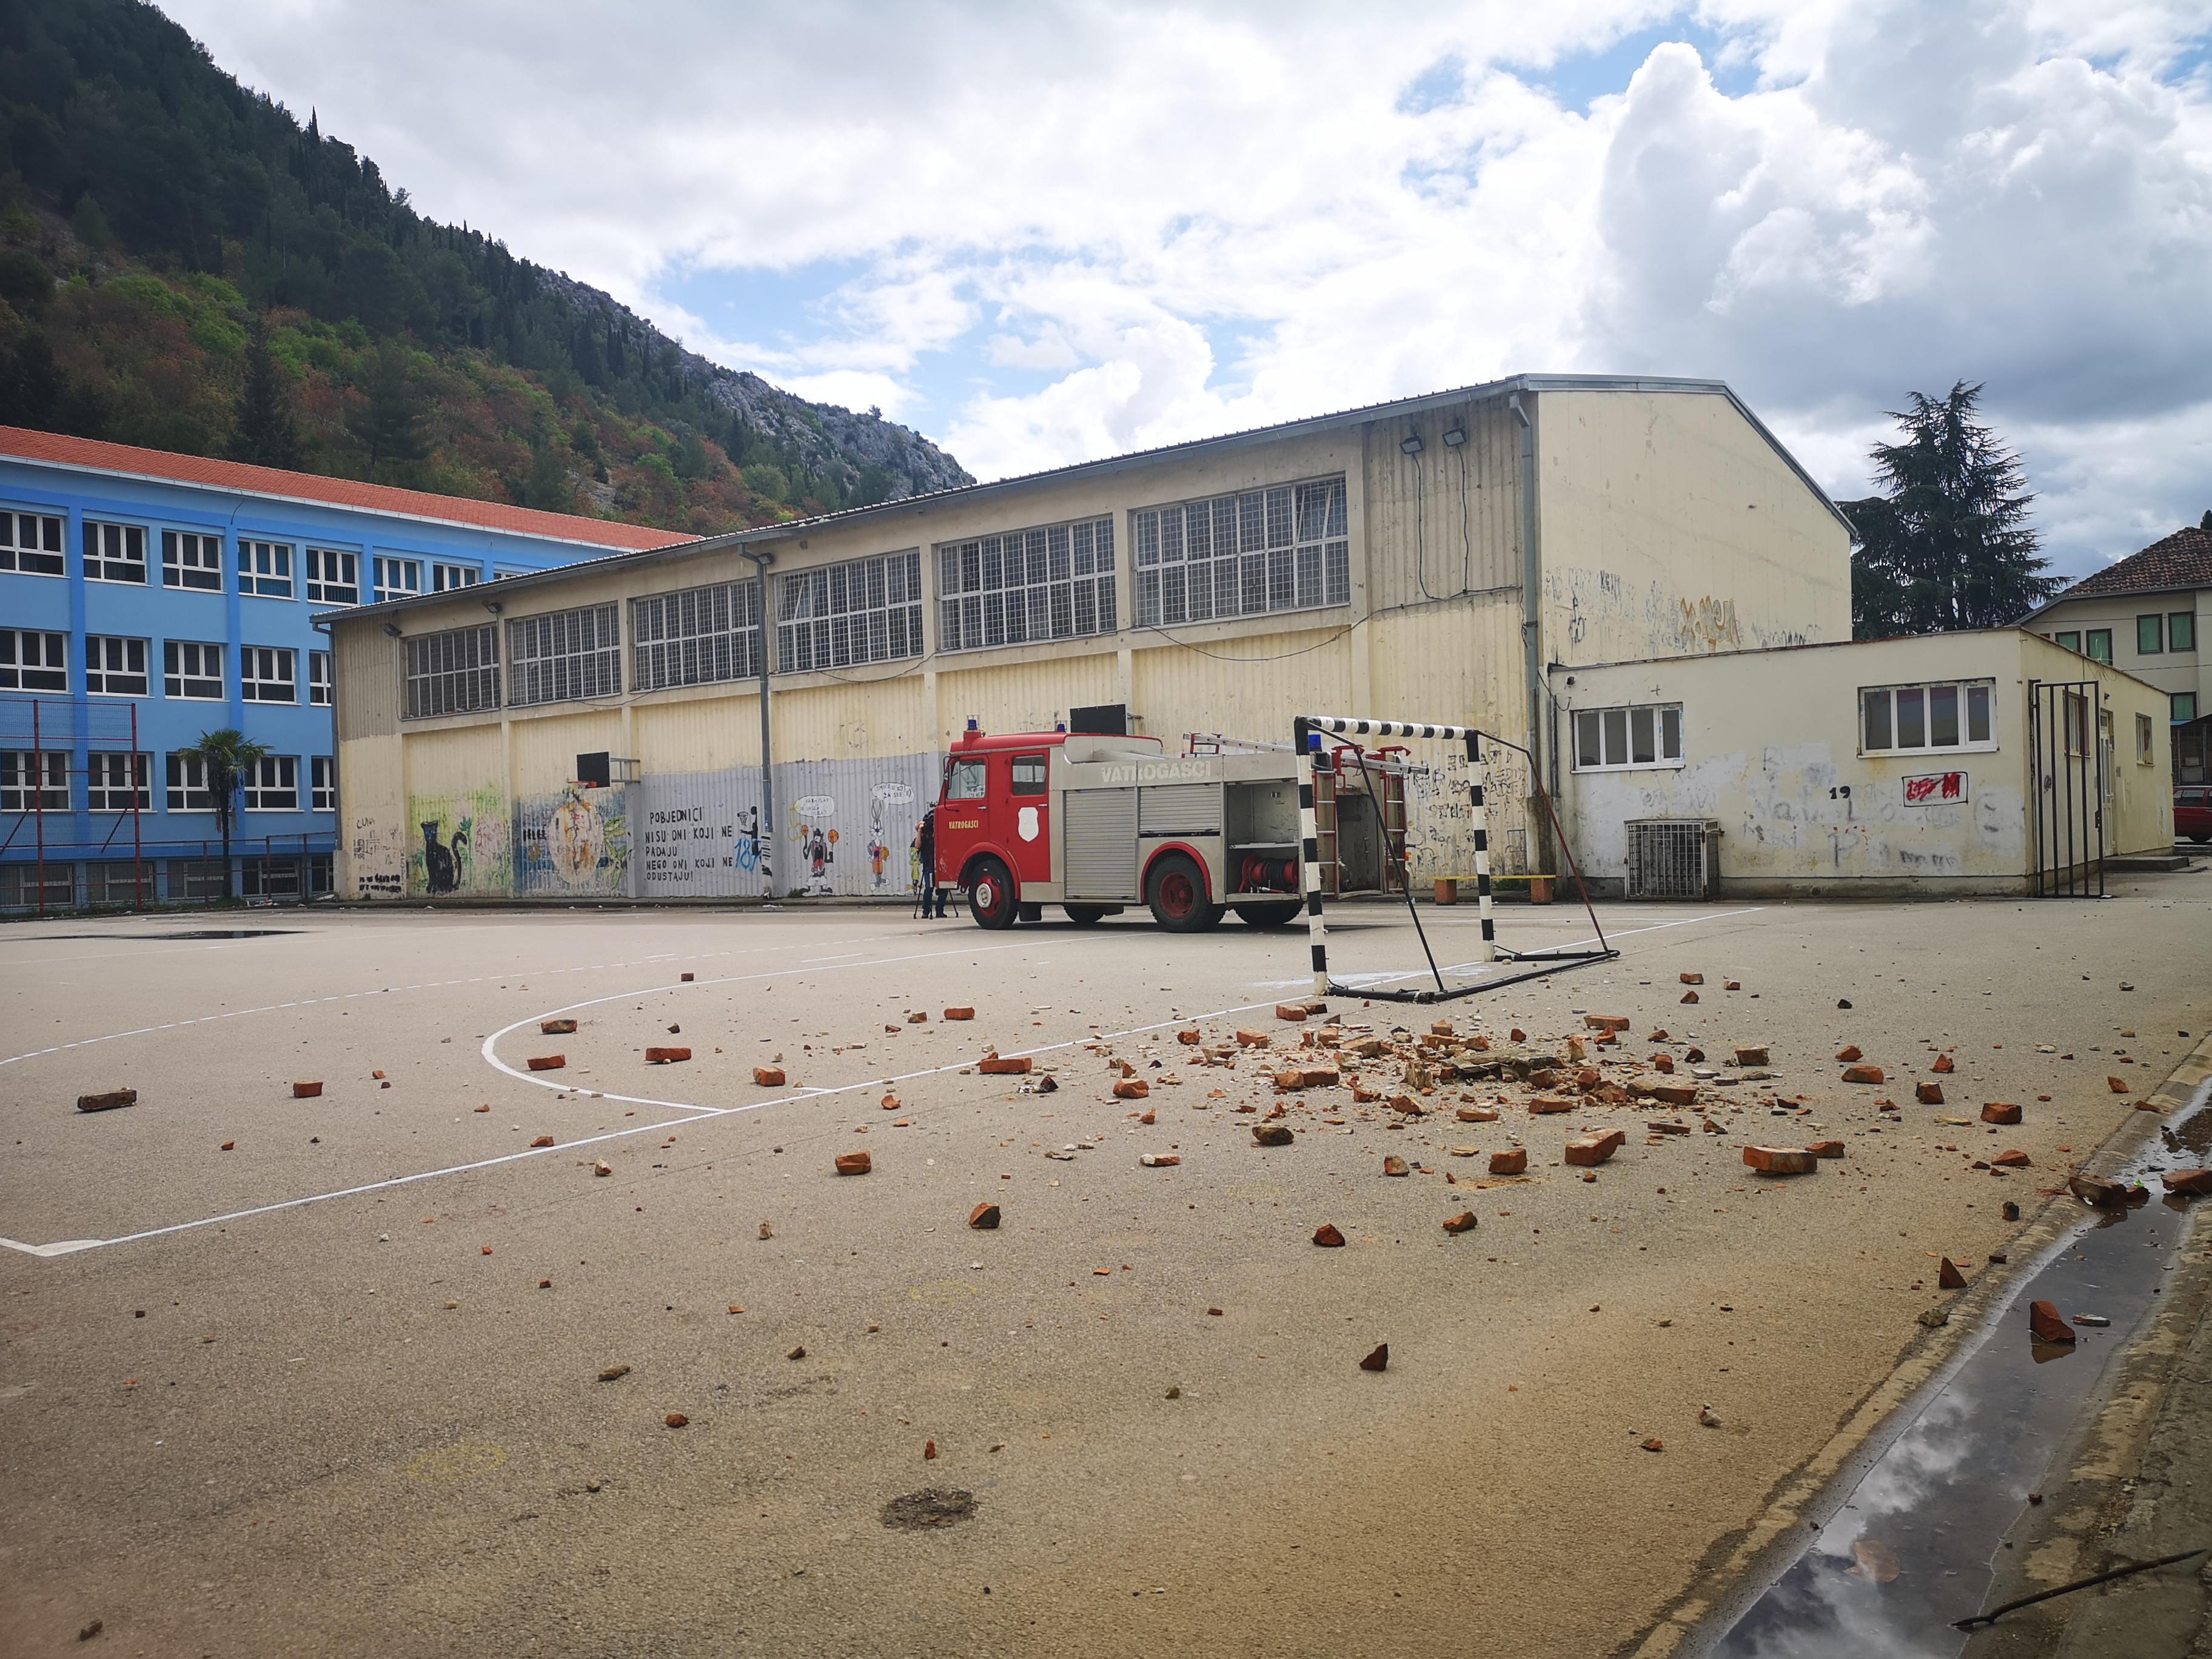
[[30, 929, 302, 941], [1707, 1078, 2212, 1656]]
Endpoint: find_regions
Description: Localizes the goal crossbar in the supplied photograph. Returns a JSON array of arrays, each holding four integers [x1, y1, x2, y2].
[[1292, 714, 1618, 1003]]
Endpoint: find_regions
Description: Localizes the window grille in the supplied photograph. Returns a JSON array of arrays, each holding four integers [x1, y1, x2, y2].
[[776, 551, 922, 673], [937, 517, 1116, 653], [2, 750, 70, 811], [161, 529, 224, 590], [403, 623, 500, 719], [632, 580, 763, 691], [306, 548, 360, 604], [1, 509, 64, 575], [1133, 476, 1347, 628], [85, 636, 149, 697], [238, 539, 293, 597], [508, 605, 620, 706], [243, 754, 298, 811], [1625, 820, 1720, 900], [1, 629, 68, 691], [87, 752, 150, 811], [241, 645, 298, 703], [0, 863, 74, 909], [164, 640, 224, 700], [88, 862, 152, 905], [172, 857, 230, 899], [84, 520, 147, 583]]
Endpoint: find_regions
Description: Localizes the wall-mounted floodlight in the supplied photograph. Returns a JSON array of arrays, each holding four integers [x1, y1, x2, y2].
[[483, 598, 503, 614], [1399, 434, 1425, 456], [381, 622, 401, 638], [1442, 426, 1467, 447]]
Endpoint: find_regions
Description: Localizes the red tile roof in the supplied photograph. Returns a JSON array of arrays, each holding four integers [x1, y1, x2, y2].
[[0, 426, 692, 552], [2051, 522, 2212, 603]]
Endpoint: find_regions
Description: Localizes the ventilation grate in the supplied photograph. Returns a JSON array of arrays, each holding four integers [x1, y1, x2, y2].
[[1625, 819, 1720, 901]]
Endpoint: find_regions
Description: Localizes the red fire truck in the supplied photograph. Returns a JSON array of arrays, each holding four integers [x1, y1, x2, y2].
[[931, 726, 1407, 931]]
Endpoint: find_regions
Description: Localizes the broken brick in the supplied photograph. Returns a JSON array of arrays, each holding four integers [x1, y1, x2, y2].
[[2107, 1076, 2130, 1094], [752, 1066, 786, 1087], [1835, 1045, 1863, 1063], [1113, 1078, 1150, 1099], [372, 1070, 387, 1081], [1489, 1148, 1528, 1176], [1140, 1153, 1182, 1166], [1654, 1054, 1676, 1074], [1724, 980, 1741, 991], [2028, 1300, 2076, 1344], [1313, 1223, 1347, 1248], [530, 1135, 556, 1148], [2162, 1168, 2212, 1196], [597, 1364, 631, 1382], [1992, 1148, 2032, 1168], [1680, 972, 1703, 985], [1734, 1046, 1769, 1067], [834, 1151, 873, 1176], [1456, 1105, 1500, 1123], [1808, 1140, 1846, 1159], [1842, 1065, 1884, 1085], [1442, 1211, 1478, 1235], [1652, 1083, 1700, 1107], [1980, 1102, 2022, 1125], [908, 1011, 928, 1024], [1931, 1054, 1954, 1074], [1681, 990, 1700, 1004], [1235, 1030, 1272, 1048], [1359, 1344, 1389, 1372], [220, 1139, 235, 1151], [593, 1159, 612, 1177], [1275, 1004, 1309, 1022], [1585, 1014, 1631, 1032], [1743, 1145, 1817, 1175], [1564, 1130, 1626, 1167], [968, 1202, 1002, 1230], [1382, 1155, 1410, 1177], [1915, 1082, 1945, 1105], [2068, 1174, 2128, 1208], [527, 1055, 566, 1072], [1177, 1028, 1202, 1045], [1938, 1258, 1968, 1290], [1529, 1096, 1575, 1115], [943, 1008, 976, 1021], [540, 1019, 578, 1036], [1385, 1092, 1426, 1116], [979, 1055, 1032, 1075], [292, 1081, 323, 1099], [645, 1047, 692, 1065], [665, 1413, 689, 1429], [1641, 1438, 1664, 1453], [1252, 1124, 1294, 1147]]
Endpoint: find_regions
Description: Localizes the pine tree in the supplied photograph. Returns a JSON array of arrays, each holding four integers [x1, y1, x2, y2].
[[520, 442, 573, 512], [1846, 382, 2059, 638], [231, 316, 304, 469], [344, 340, 427, 477]]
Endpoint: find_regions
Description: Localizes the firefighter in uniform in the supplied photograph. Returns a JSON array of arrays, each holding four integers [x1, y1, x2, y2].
[[915, 806, 948, 919]]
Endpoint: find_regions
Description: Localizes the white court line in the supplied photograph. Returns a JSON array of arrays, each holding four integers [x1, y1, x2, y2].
[[2, 907, 1765, 1258]]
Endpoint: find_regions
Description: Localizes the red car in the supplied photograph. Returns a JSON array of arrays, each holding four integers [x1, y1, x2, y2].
[[2178, 785, 2212, 844]]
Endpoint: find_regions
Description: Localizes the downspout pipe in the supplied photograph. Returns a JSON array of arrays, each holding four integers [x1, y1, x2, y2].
[[1509, 391, 1553, 876], [740, 548, 777, 900]]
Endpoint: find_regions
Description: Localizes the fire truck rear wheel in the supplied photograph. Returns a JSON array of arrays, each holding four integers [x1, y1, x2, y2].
[[967, 857, 1019, 930], [1232, 900, 1302, 928], [1147, 853, 1220, 933]]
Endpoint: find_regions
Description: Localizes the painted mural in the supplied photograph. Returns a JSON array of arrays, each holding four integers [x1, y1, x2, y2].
[[515, 783, 630, 896], [406, 786, 512, 896]]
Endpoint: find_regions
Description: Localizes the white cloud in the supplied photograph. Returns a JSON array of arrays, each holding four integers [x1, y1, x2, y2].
[[160, 0, 2212, 574]]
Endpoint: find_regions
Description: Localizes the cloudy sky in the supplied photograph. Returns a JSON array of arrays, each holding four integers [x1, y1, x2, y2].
[[167, 0, 2211, 578]]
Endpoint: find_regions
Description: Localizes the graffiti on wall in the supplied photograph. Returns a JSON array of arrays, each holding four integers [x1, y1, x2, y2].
[[515, 784, 629, 896], [406, 787, 511, 896], [352, 814, 404, 899], [1401, 745, 1530, 881], [1547, 567, 1806, 656]]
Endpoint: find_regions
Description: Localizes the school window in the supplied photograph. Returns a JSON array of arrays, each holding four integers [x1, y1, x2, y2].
[[306, 548, 360, 605], [2173, 612, 2197, 652], [2138, 615, 2164, 655], [237, 538, 293, 598], [432, 562, 481, 591], [1010, 755, 1048, 794], [1, 508, 65, 575], [2138, 712, 2156, 763], [2085, 628, 2113, 664], [404, 623, 501, 719], [493, 565, 531, 580], [631, 580, 763, 691], [84, 635, 150, 697], [1860, 679, 1996, 754], [243, 755, 298, 811], [311, 755, 335, 813], [1133, 475, 1349, 629], [309, 649, 332, 706], [2178, 693, 2201, 725], [508, 604, 620, 706], [937, 517, 1117, 654], [84, 520, 147, 583], [240, 646, 297, 703], [164, 640, 224, 700], [87, 862, 152, 906], [166, 751, 215, 811], [2, 750, 70, 811], [1572, 702, 1685, 771], [775, 551, 923, 673], [159, 530, 224, 591], [373, 556, 423, 603], [2053, 630, 2080, 652], [1, 629, 69, 691], [87, 752, 150, 812]]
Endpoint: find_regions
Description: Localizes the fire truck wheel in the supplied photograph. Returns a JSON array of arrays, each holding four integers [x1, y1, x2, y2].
[[1146, 853, 1219, 933], [967, 857, 1019, 930], [1063, 905, 1115, 925], [1232, 901, 1302, 928]]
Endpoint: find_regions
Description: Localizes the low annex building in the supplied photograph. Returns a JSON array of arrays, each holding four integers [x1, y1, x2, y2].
[[324, 373, 1858, 903]]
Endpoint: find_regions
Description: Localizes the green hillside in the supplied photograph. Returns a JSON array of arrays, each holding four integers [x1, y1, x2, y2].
[[0, 0, 971, 534]]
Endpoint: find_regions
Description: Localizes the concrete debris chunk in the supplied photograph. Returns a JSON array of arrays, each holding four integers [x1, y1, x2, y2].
[[1251, 1124, 1294, 1148], [1312, 1223, 1347, 1247], [1564, 1130, 1626, 1167], [1382, 1155, 1411, 1177], [1489, 1148, 1528, 1176], [1841, 1064, 1884, 1085], [292, 1081, 323, 1099], [1359, 1344, 1389, 1372], [645, 1047, 691, 1064], [1918, 1305, 1951, 1329], [593, 1159, 613, 1177], [969, 1203, 1002, 1229], [759, 1221, 774, 1239], [979, 1056, 1032, 1075], [1442, 1211, 1478, 1235], [2001, 1201, 2021, 1222], [1938, 1258, 1968, 1290], [1733, 1046, 1769, 1067], [540, 1019, 577, 1036], [1140, 1153, 1182, 1167], [788, 1345, 806, 1360], [1980, 1102, 2022, 1125], [2028, 1300, 2076, 1344], [527, 1055, 566, 1072], [597, 1364, 631, 1382], [73, 1087, 138, 1114], [753, 1066, 787, 1087], [835, 1151, 873, 1176], [1742, 1145, 1817, 1176]]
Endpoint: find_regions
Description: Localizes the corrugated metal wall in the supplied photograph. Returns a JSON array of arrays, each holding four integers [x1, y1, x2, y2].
[[934, 652, 1121, 743], [1131, 626, 1355, 748], [1363, 397, 1523, 614]]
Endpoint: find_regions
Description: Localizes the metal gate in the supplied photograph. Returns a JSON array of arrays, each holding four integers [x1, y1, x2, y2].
[[2027, 679, 2105, 897]]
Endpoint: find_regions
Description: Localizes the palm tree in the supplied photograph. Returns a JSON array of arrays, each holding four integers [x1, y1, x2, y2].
[[183, 728, 268, 902]]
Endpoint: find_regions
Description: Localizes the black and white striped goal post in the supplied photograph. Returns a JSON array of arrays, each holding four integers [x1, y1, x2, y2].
[[1292, 714, 1616, 1004]]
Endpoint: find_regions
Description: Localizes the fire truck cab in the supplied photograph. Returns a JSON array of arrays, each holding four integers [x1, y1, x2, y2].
[[931, 726, 1408, 931]]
